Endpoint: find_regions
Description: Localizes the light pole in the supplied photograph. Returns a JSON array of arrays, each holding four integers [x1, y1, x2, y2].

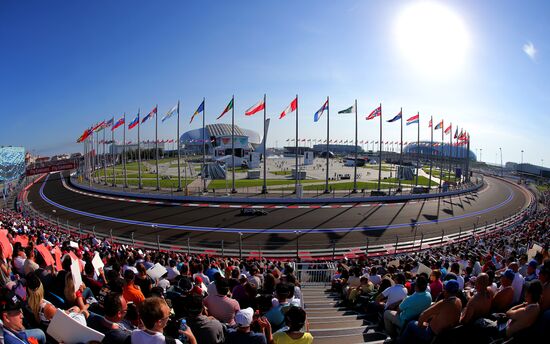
[[520, 150, 524, 180], [499, 147, 503, 177], [479, 148, 483, 163]]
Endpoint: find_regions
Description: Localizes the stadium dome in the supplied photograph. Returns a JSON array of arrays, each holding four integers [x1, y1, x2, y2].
[[180, 123, 261, 153], [403, 141, 476, 161]]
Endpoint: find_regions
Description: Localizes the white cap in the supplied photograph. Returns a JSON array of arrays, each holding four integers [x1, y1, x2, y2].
[[235, 307, 254, 327]]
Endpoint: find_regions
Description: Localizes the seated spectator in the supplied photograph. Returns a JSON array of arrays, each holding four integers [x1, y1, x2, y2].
[[64, 272, 89, 311], [375, 273, 408, 311], [366, 266, 382, 286], [192, 263, 210, 285], [226, 307, 272, 344], [539, 263, 550, 311], [134, 263, 153, 298], [23, 246, 38, 276], [82, 262, 104, 297], [400, 280, 462, 344], [203, 278, 240, 325], [87, 292, 132, 344], [504, 280, 542, 338], [25, 273, 56, 328], [508, 262, 524, 304], [460, 273, 492, 325], [122, 269, 145, 305], [524, 259, 539, 282], [348, 276, 373, 304], [449, 263, 464, 290], [429, 269, 443, 301], [384, 275, 432, 338], [182, 294, 224, 344], [266, 283, 292, 331], [166, 260, 180, 282], [132, 296, 196, 344], [1, 291, 46, 344], [272, 306, 313, 344], [492, 269, 515, 313]]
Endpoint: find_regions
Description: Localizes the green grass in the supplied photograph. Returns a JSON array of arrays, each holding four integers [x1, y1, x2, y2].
[[298, 181, 394, 191], [536, 184, 550, 192], [208, 179, 322, 189], [384, 176, 438, 186], [123, 178, 194, 188]]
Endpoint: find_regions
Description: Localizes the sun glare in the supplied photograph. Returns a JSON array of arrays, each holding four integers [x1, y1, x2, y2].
[[395, 1, 470, 78]]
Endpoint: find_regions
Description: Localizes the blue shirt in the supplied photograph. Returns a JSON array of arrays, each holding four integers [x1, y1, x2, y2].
[[398, 291, 432, 326]]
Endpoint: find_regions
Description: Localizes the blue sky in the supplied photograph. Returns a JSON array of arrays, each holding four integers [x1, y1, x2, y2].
[[1, 0, 549, 166]]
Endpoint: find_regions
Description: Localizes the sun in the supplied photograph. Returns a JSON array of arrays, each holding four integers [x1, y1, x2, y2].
[[394, 1, 470, 78]]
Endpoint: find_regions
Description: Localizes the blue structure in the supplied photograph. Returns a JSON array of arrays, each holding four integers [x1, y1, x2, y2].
[[403, 141, 475, 161]]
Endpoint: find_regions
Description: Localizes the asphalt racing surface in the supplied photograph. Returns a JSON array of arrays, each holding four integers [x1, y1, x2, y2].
[[26, 173, 530, 251]]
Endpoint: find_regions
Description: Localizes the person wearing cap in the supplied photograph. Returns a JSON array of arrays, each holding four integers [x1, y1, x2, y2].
[[400, 280, 462, 344], [1, 292, 46, 344], [122, 269, 145, 305], [492, 269, 515, 313], [524, 259, 539, 282], [226, 307, 271, 344]]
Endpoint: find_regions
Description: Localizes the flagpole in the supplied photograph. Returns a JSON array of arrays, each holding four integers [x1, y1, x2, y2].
[[399, 108, 403, 189], [439, 121, 444, 190], [231, 96, 236, 193], [103, 127, 107, 185], [295, 94, 299, 194], [415, 112, 420, 186], [202, 97, 207, 193], [466, 135, 470, 182], [138, 108, 142, 189], [111, 122, 115, 186], [155, 105, 160, 190], [324, 96, 330, 194], [448, 123, 452, 180], [377, 103, 382, 192], [352, 99, 358, 193], [262, 93, 267, 194], [428, 116, 434, 190], [177, 101, 182, 192]]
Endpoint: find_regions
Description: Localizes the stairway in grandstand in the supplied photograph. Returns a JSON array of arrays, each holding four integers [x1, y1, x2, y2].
[[302, 285, 389, 344]]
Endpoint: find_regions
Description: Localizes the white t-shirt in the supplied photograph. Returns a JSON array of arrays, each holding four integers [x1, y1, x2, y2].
[[381, 284, 408, 309], [367, 274, 382, 286], [512, 272, 524, 304], [131, 330, 183, 344], [456, 275, 465, 290]]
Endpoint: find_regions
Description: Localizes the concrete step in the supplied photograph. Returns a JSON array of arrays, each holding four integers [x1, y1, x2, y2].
[[308, 319, 367, 330], [313, 331, 388, 344]]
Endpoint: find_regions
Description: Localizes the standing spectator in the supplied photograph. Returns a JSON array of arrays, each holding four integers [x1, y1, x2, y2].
[[193, 263, 210, 285], [272, 306, 313, 344], [122, 269, 145, 305], [132, 297, 196, 344], [204, 278, 240, 325], [508, 262, 524, 304]]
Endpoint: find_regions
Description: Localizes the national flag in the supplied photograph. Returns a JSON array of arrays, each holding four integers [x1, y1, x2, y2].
[[366, 106, 381, 120], [314, 99, 329, 122], [245, 98, 265, 116], [338, 104, 355, 114], [406, 114, 419, 126], [279, 97, 297, 119], [76, 128, 93, 143], [190, 100, 205, 123], [142, 106, 157, 124], [92, 121, 106, 132], [445, 124, 452, 134], [112, 117, 125, 131], [387, 110, 402, 123], [434, 120, 443, 130], [162, 103, 178, 122], [428, 118, 433, 128], [128, 114, 139, 130], [104, 118, 114, 128], [454, 127, 459, 139], [301, 138, 306, 142], [217, 98, 234, 120]]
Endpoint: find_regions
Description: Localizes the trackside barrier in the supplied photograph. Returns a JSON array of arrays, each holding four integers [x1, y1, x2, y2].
[[21, 173, 536, 260]]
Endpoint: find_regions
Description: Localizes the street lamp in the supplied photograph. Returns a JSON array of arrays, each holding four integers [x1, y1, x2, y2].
[[499, 147, 503, 177]]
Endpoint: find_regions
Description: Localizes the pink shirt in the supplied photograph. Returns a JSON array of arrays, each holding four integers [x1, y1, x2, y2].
[[204, 294, 240, 325]]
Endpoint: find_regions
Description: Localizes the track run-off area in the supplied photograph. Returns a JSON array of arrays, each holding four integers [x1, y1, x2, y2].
[[24, 172, 532, 257]]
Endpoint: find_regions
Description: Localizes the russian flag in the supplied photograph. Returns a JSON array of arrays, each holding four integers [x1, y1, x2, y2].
[[314, 99, 329, 122], [406, 114, 419, 125], [128, 114, 139, 130], [112, 117, 125, 131]]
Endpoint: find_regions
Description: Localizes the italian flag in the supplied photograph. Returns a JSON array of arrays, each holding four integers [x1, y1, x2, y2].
[[217, 98, 234, 120]]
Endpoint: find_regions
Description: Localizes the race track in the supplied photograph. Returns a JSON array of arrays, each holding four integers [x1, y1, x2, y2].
[[26, 173, 531, 252]]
